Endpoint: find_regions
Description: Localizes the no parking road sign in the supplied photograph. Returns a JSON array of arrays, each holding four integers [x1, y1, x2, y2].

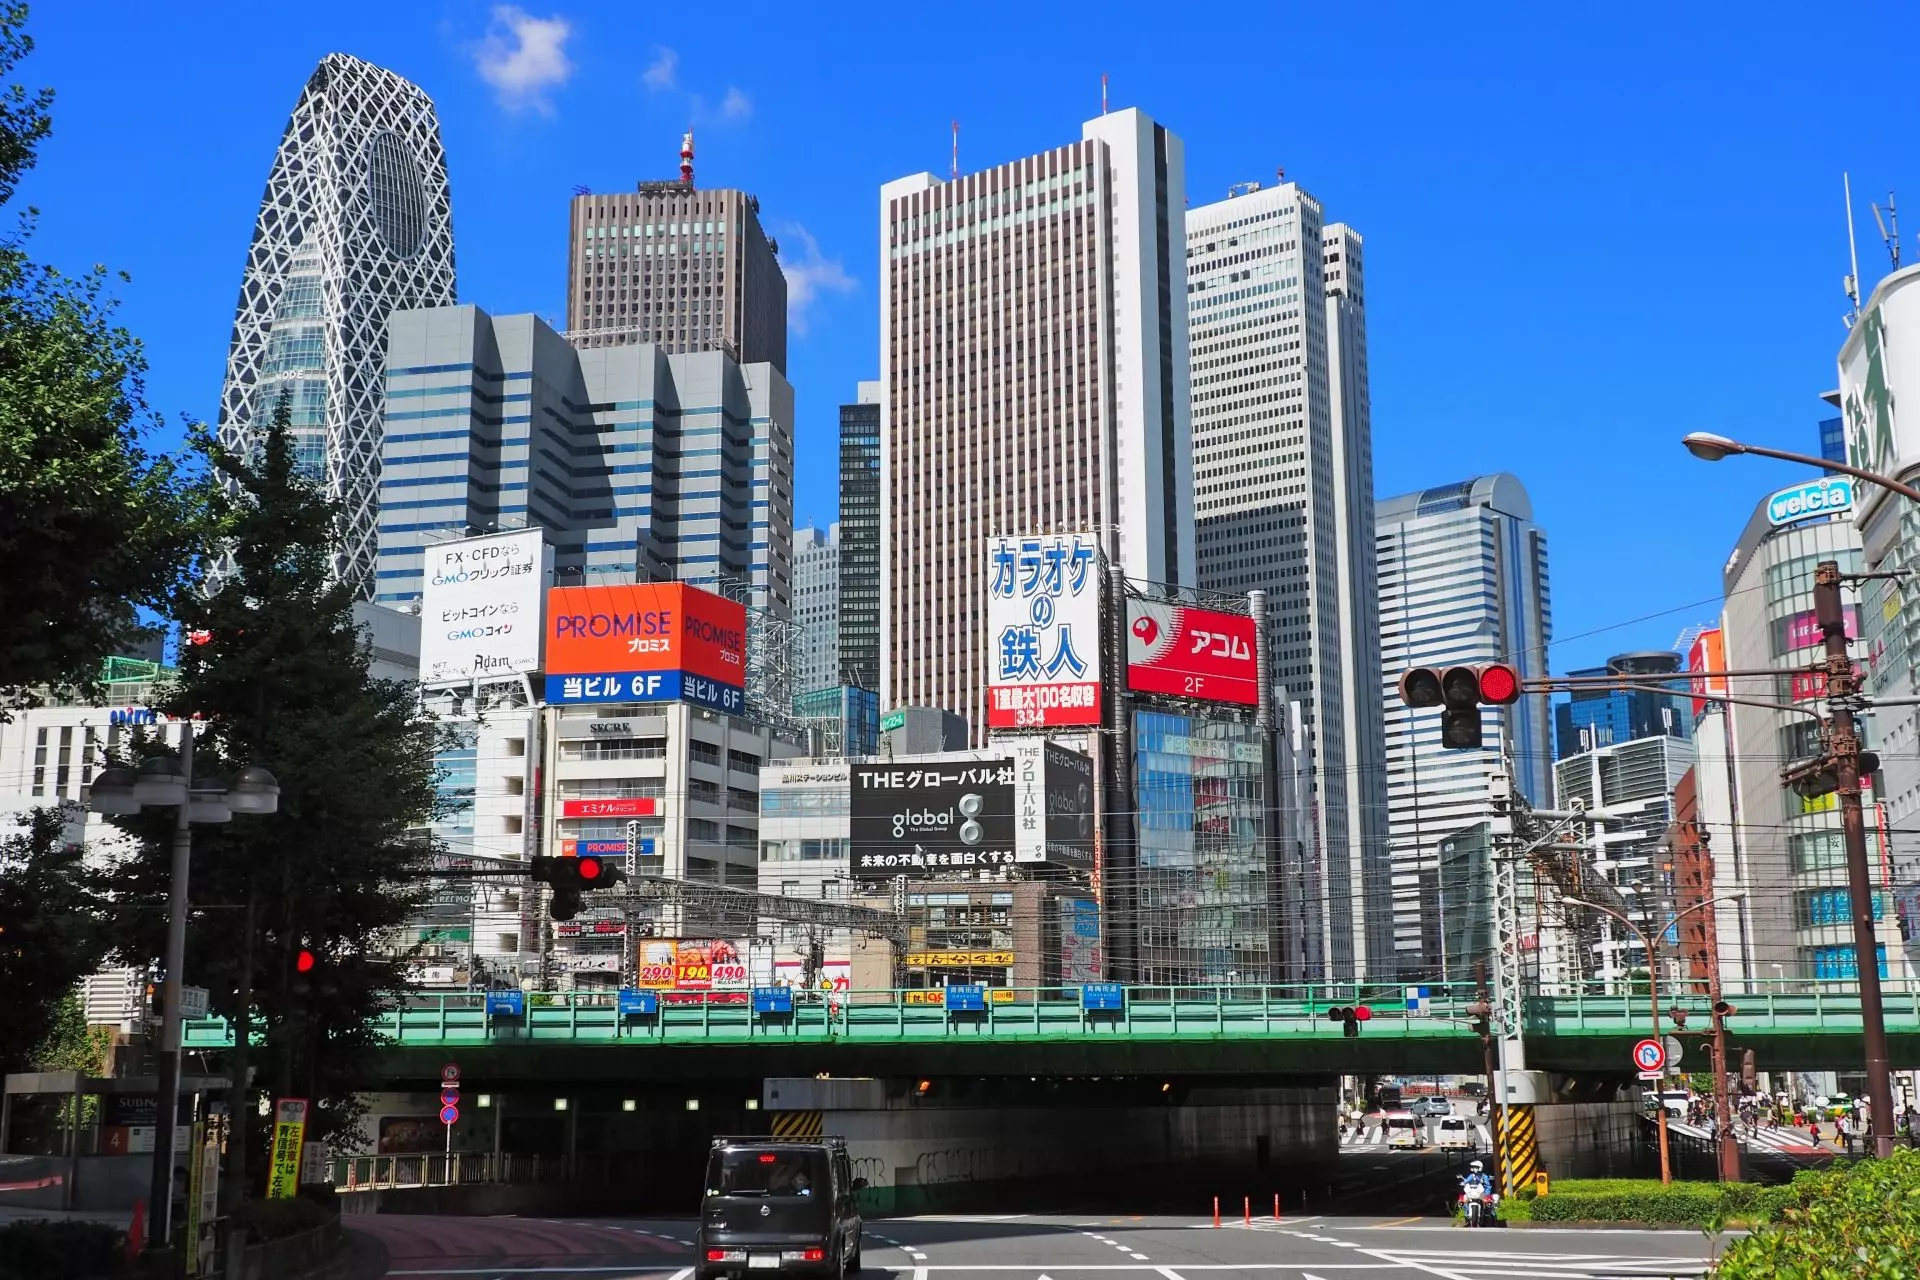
[[1632, 1038, 1668, 1073]]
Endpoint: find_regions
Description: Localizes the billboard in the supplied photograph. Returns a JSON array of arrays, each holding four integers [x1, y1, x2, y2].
[[1058, 897, 1102, 983], [1767, 477, 1854, 527], [633, 939, 752, 992], [985, 533, 1102, 728], [849, 759, 1015, 878], [1009, 739, 1094, 869], [543, 582, 747, 712], [1687, 628, 1725, 717], [1839, 272, 1920, 526], [419, 529, 549, 685], [1125, 600, 1258, 705]]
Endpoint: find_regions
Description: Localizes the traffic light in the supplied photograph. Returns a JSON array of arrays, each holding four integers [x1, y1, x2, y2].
[[1396, 663, 1523, 750], [1712, 999, 1737, 1020], [1787, 751, 1882, 799], [532, 854, 627, 922], [1324, 1005, 1371, 1037], [290, 943, 338, 998]]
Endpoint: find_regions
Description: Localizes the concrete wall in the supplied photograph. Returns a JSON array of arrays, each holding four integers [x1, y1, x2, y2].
[[1532, 1101, 1645, 1182]]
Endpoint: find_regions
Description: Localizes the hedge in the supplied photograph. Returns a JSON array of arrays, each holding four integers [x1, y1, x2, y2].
[[0, 1219, 129, 1280], [1496, 1178, 1790, 1227], [1714, 1149, 1920, 1277]]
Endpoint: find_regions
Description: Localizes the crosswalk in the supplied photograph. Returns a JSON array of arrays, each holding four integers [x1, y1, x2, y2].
[[1662, 1116, 1831, 1156], [1364, 1246, 1712, 1278], [1341, 1122, 1492, 1148]]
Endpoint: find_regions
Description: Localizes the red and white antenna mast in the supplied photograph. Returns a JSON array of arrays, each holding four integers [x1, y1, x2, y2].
[[680, 129, 695, 185]]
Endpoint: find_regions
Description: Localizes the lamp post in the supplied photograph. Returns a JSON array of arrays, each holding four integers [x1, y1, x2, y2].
[[1682, 430, 1910, 1158], [1564, 890, 1748, 1185], [88, 731, 279, 1256]]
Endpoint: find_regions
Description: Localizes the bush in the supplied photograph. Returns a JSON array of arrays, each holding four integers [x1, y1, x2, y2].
[[1715, 1148, 1920, 1277], [0, 1219, 128, 1280], [1514, 1178, 1788, 1227]]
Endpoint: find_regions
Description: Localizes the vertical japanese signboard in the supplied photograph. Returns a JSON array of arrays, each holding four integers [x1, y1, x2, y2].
[[265, 1098, 308, 1200], [986, 533, 1102, 728]]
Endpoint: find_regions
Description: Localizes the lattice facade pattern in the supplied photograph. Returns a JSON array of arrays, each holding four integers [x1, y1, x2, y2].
[[217, 54, 456, 596]]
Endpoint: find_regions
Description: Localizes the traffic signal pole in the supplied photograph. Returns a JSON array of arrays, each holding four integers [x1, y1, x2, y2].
[[1815, 560, 1897, 1159]]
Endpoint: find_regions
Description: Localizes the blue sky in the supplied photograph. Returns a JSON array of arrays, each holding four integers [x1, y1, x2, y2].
[[12, 2, 1915, 676]]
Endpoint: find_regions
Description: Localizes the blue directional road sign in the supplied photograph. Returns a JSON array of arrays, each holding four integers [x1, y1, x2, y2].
[[945, 984, 988, 1012], [753, 987, 795, 1014], [1082, 982, 1125, 1011], [486, 990, 525, 1017], [617, 988, 659, 1016]]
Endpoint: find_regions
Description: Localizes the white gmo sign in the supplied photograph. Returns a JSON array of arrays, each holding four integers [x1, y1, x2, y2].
[[419, 529, 551, 684]]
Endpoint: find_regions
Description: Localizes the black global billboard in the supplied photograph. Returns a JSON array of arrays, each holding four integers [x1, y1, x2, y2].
[[850, 760, 1016, 879]]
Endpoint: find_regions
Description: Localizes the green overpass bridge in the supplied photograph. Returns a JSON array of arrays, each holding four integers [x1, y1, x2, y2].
[[180, 982, 1920, 1085]]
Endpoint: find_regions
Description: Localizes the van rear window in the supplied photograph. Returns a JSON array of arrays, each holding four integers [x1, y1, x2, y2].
[[707, 1148, 830, 1197]]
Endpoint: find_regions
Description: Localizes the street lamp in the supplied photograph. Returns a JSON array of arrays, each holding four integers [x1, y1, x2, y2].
[[1682, 430, 1910, 1158], [89, 729, 278, 1255], [1564, 890, 1748, 1185]]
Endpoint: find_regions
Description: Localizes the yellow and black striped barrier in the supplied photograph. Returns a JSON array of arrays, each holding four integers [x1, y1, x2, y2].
[[769, 1110, 823, 1140], [1497, 1105, 1538, 1197]]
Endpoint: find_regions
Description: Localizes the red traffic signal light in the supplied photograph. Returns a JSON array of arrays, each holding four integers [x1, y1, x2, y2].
[[1352, 1005, 1372, 1022], [295, 949, 316, 974], [1477, 663, 1521, 705], [577, 855, 603, 882]]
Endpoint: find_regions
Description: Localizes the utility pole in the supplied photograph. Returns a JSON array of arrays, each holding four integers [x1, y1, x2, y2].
[[1813, 559, 1897, 1158], [1674, 818, 1741, 1182]]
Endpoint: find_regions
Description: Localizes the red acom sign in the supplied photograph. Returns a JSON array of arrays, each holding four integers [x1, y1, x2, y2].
[[1124, 601, 1259, 706]]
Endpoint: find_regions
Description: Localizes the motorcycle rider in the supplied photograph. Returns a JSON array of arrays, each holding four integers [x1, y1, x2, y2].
[[1459, 1160, 1497, 1226]]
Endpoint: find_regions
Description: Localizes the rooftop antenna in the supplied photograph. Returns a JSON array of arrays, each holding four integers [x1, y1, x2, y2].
[[1101, 72, 1108, 115], [1844, 172, 1862, 323], [1276, 166, 1286, 183], [680, 129, 695, 186], [1872, 191, 1901, 271], [951, 120, 959, 180], [571, 184, 591, 196]]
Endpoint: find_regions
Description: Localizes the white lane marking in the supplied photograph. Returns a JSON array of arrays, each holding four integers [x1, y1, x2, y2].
[[1155, 1269, 1188, 1280], [1129, 1253, 1151, 1261], [389, 1270, 687, 1277], [670, 1270, 693, 1280], [914, 1268, 928, 1280]]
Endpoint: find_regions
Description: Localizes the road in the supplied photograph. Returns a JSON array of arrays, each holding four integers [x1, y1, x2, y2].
[[359, 1211, 1733, 1280], [1341, 1095, 1492, 1156]]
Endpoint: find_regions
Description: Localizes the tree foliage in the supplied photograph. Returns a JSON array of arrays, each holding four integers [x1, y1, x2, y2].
[[0, 806, 112, 1074], [112, 404, 441, 1151], [0, 2, 204, 713], [1715, 1150, 1920, 1277]]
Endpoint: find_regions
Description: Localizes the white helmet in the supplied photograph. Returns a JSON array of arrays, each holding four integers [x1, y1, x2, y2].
[[1468, 1160, 1484, 1173]]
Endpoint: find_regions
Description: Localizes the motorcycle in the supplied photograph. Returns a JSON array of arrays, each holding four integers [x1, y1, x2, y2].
[[1458, 1179, 1498, 1227]]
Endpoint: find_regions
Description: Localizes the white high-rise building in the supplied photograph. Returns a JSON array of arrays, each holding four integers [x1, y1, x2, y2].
[[1186, 181, 1388, 978], [217, 54, 457, 596], [1376, 474, 1553, 976], [878, 108, 1195, 736], [793, 524, 842, 696]]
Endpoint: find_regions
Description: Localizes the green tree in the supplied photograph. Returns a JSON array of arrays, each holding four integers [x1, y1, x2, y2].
[[0, 2, 203, 713], [112, 404, 440, 1198], [31, 991, 114, 1074], [0, 806, 112, 1074]]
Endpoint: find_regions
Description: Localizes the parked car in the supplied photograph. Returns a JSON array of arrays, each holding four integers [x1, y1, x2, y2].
[[1410, 1095, 1454, 1119]]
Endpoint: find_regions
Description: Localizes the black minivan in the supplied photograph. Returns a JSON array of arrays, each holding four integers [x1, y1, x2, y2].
[[696, 1137, 864, 1280]]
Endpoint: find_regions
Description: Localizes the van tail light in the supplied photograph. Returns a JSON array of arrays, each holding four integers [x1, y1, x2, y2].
[[708, 1251, 746, 1263], [781, 1249, 827, 1263]]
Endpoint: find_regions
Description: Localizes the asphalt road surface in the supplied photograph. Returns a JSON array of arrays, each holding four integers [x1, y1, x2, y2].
[[359, 1211, 1733, 1280]]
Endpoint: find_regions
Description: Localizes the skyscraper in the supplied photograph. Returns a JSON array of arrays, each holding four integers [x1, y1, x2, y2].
[[792, 524, 842, 697], [1554, 651, 1690, 759], [838, 382, 882, 695], [374, 305, 792, 620], [1376, 474, 1552, 978], [567, 137, 787, 374], [879, 108, 1195, 735], [1186, 181, 1389, 978], [217, 54, 457, 596]]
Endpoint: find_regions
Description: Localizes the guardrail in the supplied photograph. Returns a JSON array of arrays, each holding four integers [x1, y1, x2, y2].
[[177, 979, 1920, 1051], [332, 1151, 623, 1191]]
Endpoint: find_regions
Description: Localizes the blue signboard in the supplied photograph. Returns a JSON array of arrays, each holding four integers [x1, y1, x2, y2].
[[945, 984, 988, 1012], [753, 987, 795, 1014], [1766, 477, 1853, 527], [1082, 982, 1125, 1011], [486, 990, 526, 1017], [545, 670, 744, 714], [617, 988, 659, 1016]]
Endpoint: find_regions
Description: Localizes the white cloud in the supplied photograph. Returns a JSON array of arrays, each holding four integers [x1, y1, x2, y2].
[[777, 226, 856, 336], [642, 46, 678, 91], [474, 6, 574, 115], [719, 86, 752, 122]]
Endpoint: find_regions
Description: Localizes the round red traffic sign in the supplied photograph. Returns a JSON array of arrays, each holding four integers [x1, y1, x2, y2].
[[440, 1087, 460, 1107], [441, 1062, 460, 1084], [440, 1104, 460, 1125], [1632, 1038, 1667, 1072]]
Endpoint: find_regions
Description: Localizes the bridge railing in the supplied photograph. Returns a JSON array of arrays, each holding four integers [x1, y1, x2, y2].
[[332, 1151, 623, 1190]]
